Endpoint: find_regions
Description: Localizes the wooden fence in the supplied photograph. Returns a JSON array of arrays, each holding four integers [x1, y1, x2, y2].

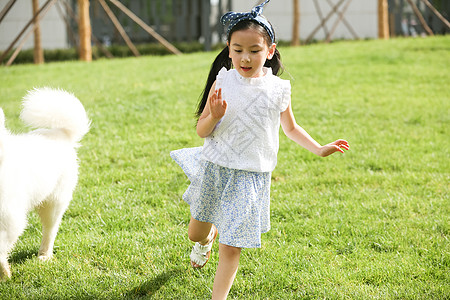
[[76, 0, 232, 51]]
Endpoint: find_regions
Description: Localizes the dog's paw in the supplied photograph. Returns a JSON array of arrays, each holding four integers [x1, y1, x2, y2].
[[0, 261, 11, 281], [37, 254, 53, 262]]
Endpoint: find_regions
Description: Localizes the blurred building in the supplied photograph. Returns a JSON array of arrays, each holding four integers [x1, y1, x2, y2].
[[233, 0, 378, 41], [0, 0, 448, 52], [0, 0, 68, 50]]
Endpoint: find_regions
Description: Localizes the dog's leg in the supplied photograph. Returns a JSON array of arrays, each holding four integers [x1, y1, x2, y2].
[[0, 238, 12, 281], [0, 209, 28, 281], [36, 199, 70, 261], [0, 257, 11, 281]]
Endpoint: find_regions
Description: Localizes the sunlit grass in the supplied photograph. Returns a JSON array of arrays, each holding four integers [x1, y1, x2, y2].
[[0, 36, 448, 299]]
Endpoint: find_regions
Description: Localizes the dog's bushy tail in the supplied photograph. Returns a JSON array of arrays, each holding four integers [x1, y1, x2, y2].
[[0, 108, 5, 132], [0, 108, 6, 158], [0, 108, 7, 137], [20, 88, 90, 143]]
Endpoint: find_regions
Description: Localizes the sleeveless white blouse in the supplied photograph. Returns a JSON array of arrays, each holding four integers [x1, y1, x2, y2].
[[202, 67, 291, 172]]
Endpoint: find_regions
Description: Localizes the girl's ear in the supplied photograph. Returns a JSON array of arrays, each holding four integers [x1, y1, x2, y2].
[[267, 43, 276, 60]]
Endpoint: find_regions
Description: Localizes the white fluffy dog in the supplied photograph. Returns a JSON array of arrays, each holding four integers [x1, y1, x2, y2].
[[0, 88, 90, 280]]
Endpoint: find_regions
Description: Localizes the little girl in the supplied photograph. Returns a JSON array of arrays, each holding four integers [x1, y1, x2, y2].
[[171, 1, 349, 298]]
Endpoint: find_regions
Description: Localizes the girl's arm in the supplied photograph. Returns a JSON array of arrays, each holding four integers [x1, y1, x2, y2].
[[280, 104, 349, 157], [197, 81, 228, 138]]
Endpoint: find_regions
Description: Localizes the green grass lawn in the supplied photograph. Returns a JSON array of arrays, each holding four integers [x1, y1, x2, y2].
[[0, 36, 448, 299]]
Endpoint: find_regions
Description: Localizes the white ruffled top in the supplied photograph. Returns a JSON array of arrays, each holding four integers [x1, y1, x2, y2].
[[202, 67, 291, 172]]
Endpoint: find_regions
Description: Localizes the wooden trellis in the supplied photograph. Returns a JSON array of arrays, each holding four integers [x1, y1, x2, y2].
[[0, 0, 182, 66], [1, 0, 449, 65], [304, 0, 360, 44]]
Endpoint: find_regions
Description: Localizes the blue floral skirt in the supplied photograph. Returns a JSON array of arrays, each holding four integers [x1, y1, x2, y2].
[[170, 147, 271, 248]]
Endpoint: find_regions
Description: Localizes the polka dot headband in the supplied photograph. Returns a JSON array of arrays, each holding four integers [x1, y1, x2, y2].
[[220, 0, 275, 44]]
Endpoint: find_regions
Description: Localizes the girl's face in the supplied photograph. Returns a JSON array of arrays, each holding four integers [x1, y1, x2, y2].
[[227, 28, 276, 78]]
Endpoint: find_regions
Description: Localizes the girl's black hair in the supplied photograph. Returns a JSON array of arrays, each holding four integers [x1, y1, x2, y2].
[[195, 19, 284, 118]]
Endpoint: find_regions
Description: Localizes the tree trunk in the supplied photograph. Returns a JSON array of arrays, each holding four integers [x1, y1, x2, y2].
[[291, 0, 300, 46], [378, 0, 389, 39], [32, 0, 44, 64], [78, 0, 92, 61]]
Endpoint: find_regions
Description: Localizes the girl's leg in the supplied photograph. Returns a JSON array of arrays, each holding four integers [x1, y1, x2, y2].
[[188, 217, 216, 268], [212, 243, 241, 300], [188, 217, 213, 244]]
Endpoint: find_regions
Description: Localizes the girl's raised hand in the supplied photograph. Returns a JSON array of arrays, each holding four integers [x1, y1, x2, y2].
[[319, 139, 350, 157], [209, 88, 227, 120]]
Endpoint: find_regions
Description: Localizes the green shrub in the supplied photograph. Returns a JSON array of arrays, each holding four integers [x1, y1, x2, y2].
[[1, 42, 205, 65]]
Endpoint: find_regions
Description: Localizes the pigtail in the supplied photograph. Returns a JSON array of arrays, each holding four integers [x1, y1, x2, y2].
[[265, 48, 284, 76], [196, 47, 232, 119]]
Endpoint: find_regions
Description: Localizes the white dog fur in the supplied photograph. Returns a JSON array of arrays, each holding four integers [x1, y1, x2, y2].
[[0, 88, 90, 280]]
